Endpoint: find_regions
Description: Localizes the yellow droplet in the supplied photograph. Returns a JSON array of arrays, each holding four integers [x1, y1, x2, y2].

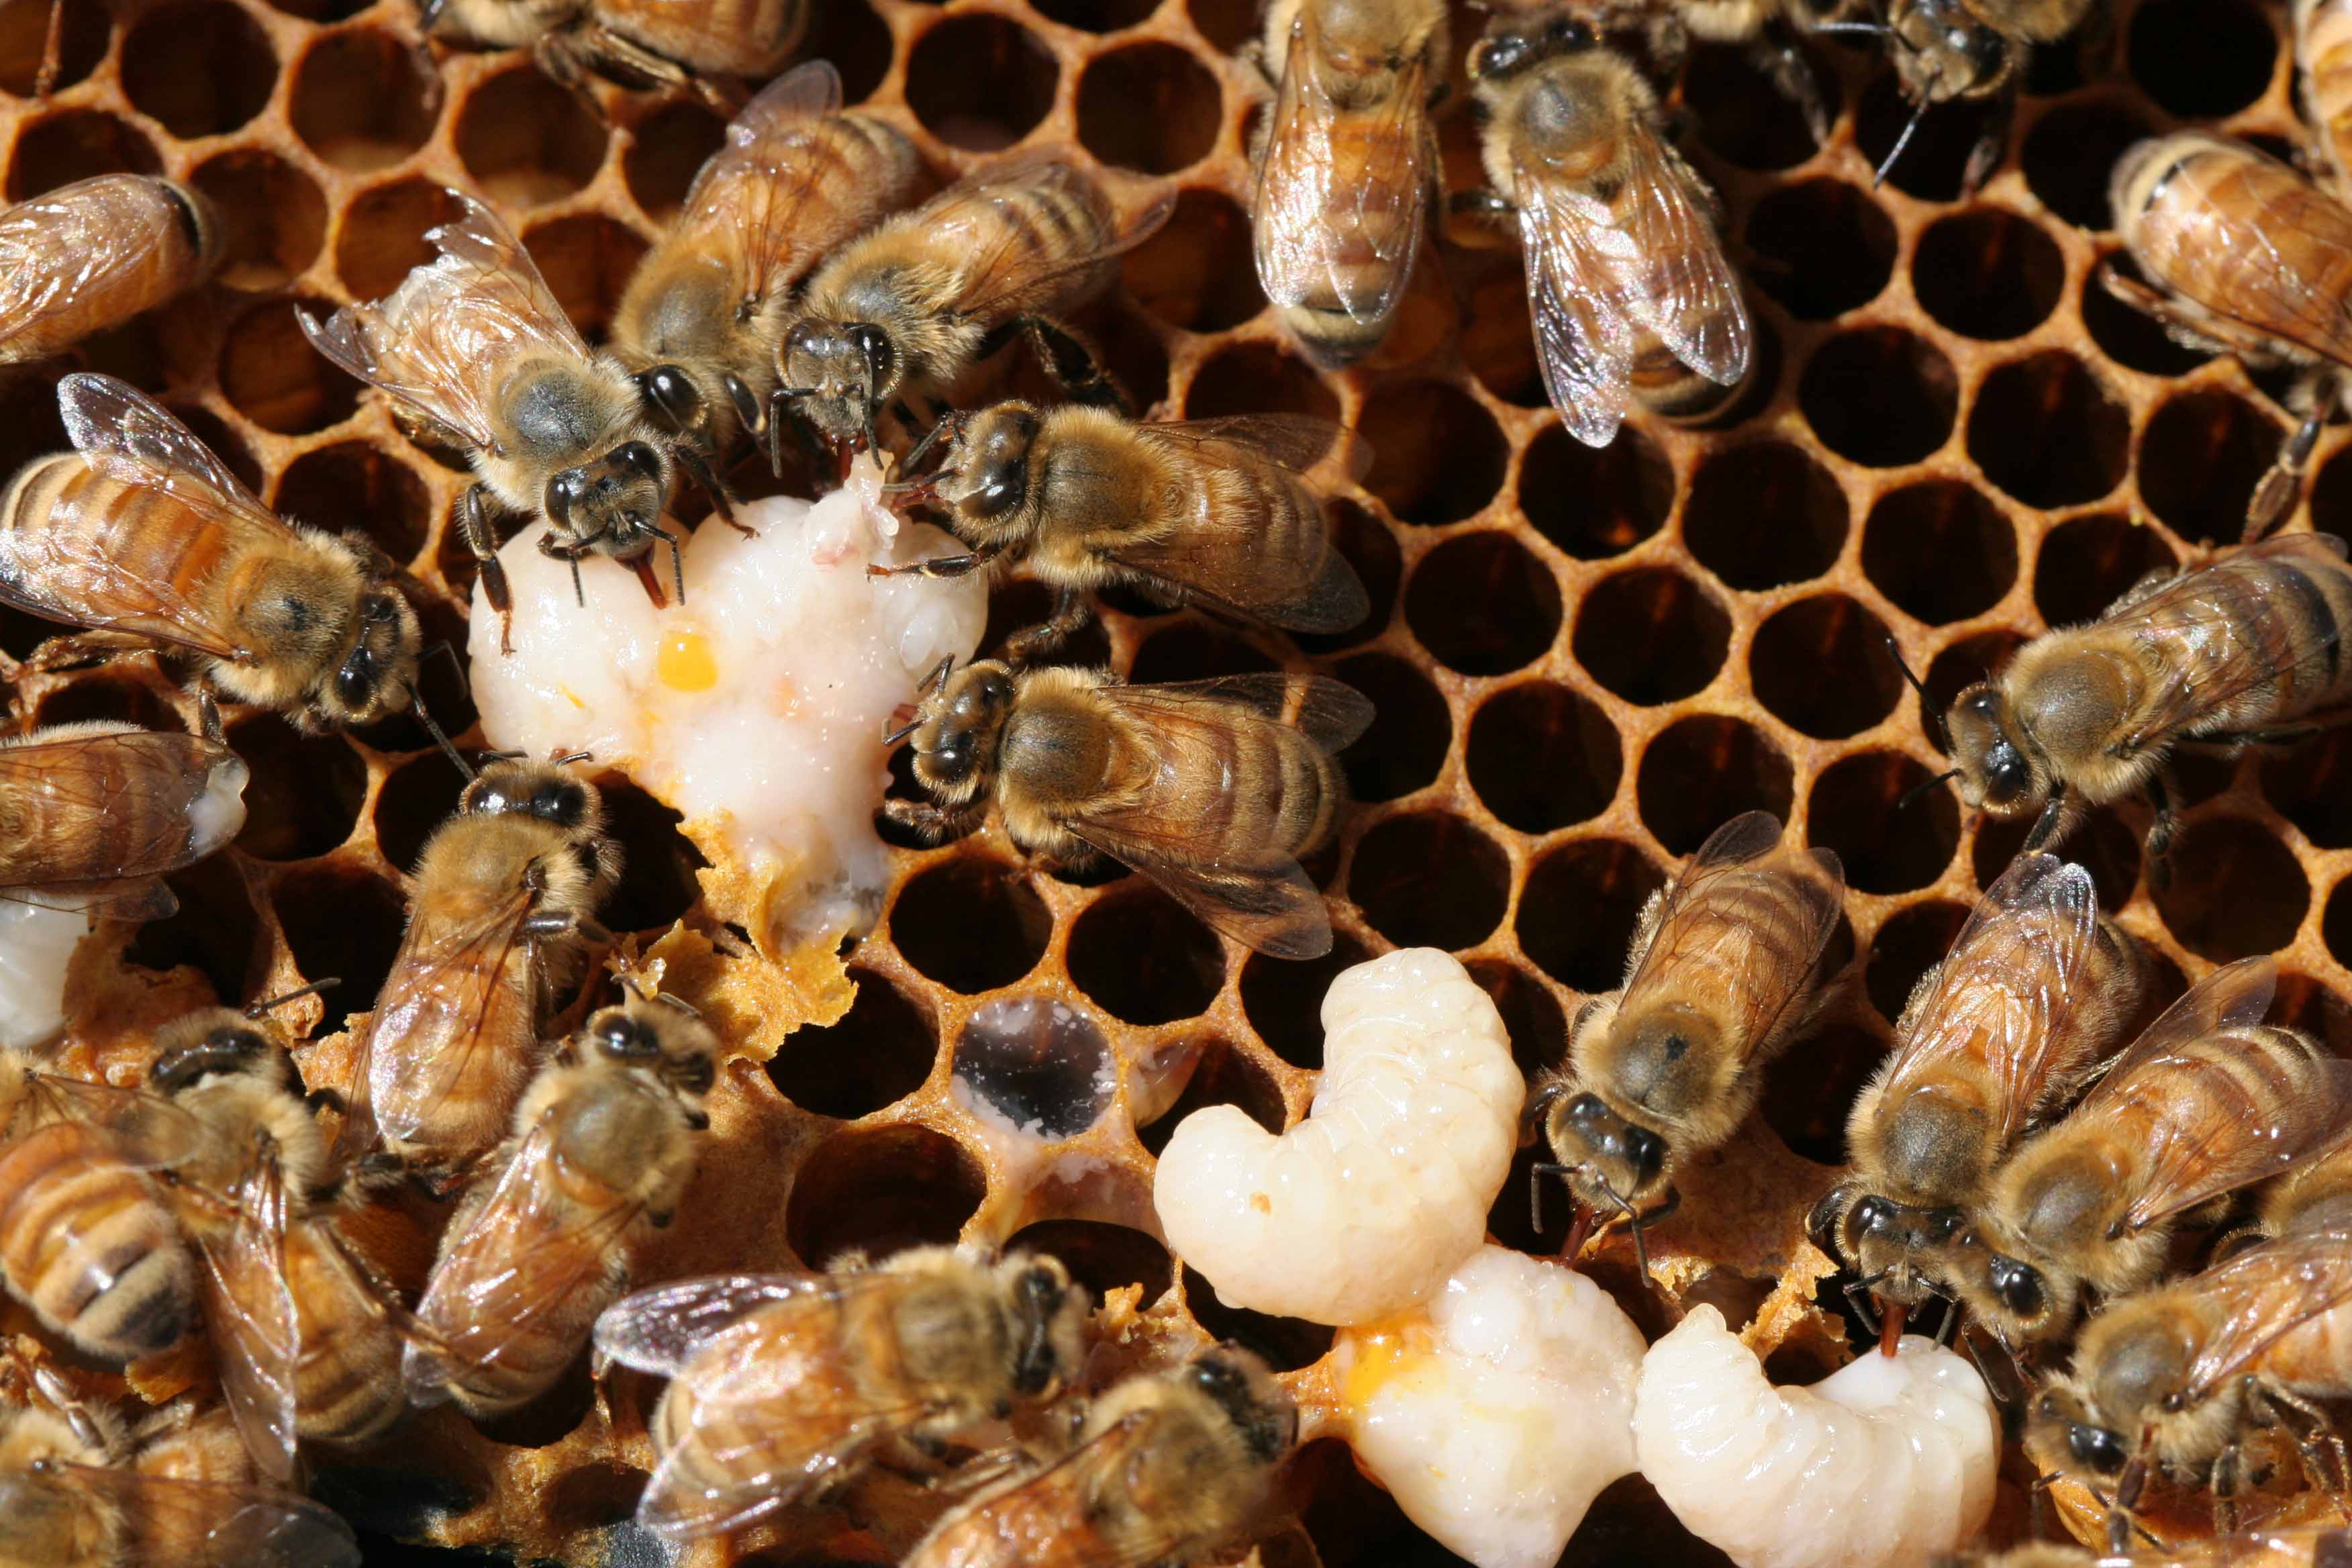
[[658, 630, 718, 692]]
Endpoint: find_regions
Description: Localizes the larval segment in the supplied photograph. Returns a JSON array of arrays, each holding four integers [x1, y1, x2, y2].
[[1634, 1304, 1998, 1568], [1152, 948, 1522, 1325], [1336, 1246, 1645, 1568]]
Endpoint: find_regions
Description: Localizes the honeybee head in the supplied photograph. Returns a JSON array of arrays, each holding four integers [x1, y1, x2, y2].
[[586, 990, 718, 1110], [2026, 1379, 2133, 1483], [1190, 1345, 1297, 1465], [903, 659, 1018, 800], [1945, 683, 2041, 814], [940, 403, 1042, 529], [779, 318, 899, 445], [1888, 0, 2014, 103], [999, 1253, 1088, 1401], [313, 585, 424, 732], [1829, 1190, 1969, 1310], [150, 1008, 278, 1097], [1469, 6, 1596, 80], [545, 440, 669, 558], [462, 754, 603, 836], [1543, 1087, 1670, 1214]]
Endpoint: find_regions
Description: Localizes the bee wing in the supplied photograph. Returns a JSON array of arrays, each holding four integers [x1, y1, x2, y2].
[[22, 1071, 210, 1169], [1251, 5, 1432, 328], [1614, 812, 1844, 1068], [1876, 853, 2100, 1147], [1057, 676, 1372, 960], [681, 60, 849, 305], [402, 1118, 648, 1403], [1132, 414, 1372, 481], [2094, 533, 2352, 752], [1514, 150, 1638, 448], [920, 1412, 1208, 1568], [55, 1462, 361, 1568], [0, 376, 292, 663], [1613, 121, 1750, 388], [2181, 1227, 2352, 1400], [193, 1153, 301, 1485], [0, 729, 238, 910], [593, 1271, 828, 1375], [295, 191, 592, 454], [0, 177, 181, 361], [344, 881, 538, 1150], [945, 154, 1175, 326], [632, 1277, 963, 1539], [1106, 419, 1370, 634], [2163, 154, 2352, 367]]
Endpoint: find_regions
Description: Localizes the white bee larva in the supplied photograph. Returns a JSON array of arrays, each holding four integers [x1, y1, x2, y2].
[[1153, 946, 1522, 1324], [1335, 1244, 1646, 1568], [1634, 1305, 1999, 1568], [468, 458, 987, 946], [0, 903, 89, 1049]]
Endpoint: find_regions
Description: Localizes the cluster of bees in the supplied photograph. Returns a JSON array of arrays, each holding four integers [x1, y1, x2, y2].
[[7, 0, 2352, 1559]]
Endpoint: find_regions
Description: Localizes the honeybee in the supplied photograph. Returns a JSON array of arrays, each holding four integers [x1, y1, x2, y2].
[[1460, 9, 1751, 450], [0, 375, 430, 737], [592, 1244, 1090, 1542], [877, 402, 1370, 660], [299, 192, 732, 654], [1930, 531, 2352, 870], [0, 175, 219, 366], [1532, 811, 1845, 1251], [416, 0, 807, 107], [0, 722, 248, 920], [405, 987, 716, 1419], [2030, 1224, 2352, 1550], [0, 1050, 207, 1363], [1250, 0, 1447, 366], [903, 1346, 1298, 1568], [1867, 0, 2094, 192], [1949, 957, 2352, 1349], [2299, 0, 2352, 193], [338, 752, 621, 1185], [0, 1396, 359, 1568], [887, 660, 1371, 960], [1812, 852, 2141, 1342], [147, 1002, 411, 1483], [613, 62, 926, 468], [2106, 135, 2352, 536], [777, 154, 1173, 452]]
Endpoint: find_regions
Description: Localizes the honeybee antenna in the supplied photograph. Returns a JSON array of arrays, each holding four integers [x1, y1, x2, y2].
[[552, 750, 595, 767], [1884, 634, 1952, 747], [883, 711, 923, 747], [403, 677, 471, 782], [1874, 96, 1932, 189], [1810, 18, 1887, 33], [244, 977, 340, 1017], [1897, 767, 1963, 812]]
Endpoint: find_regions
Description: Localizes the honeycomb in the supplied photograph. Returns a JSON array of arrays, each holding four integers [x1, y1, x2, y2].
[[4, 0, 2350, 1560]]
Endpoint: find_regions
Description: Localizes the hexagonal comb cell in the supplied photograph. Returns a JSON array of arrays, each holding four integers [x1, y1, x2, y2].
[[9, 1, 2351, 1563]]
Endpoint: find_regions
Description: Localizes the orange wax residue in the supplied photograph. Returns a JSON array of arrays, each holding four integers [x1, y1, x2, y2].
[[658, 630, 719, 692], [1340, 1316, 1434, 1414]]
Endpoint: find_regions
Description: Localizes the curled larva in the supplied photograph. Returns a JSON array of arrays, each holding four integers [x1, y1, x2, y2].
[[0, 903, 87, 1049], [1153, 947, 1522, 1324], [1635, 1304, 1998, 1568], [1335, 1245, 1645, 1568]]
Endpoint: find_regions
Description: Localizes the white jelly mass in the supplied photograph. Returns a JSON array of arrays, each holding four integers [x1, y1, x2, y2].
[[468, 460, 988, 944]]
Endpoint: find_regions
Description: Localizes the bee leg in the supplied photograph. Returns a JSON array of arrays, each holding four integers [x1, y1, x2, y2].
[[1016, 317, 1129, 415], [460, 485, 516, 655], [2249, 390, 2329, 542], [2142, 769, 2178, 891], [881, 798, 986, 843], [1003, 588, 1094, 667], [1747, 26, 1831, 148], [1959, 80, 2016, 199], [2263, 1383, 2351, 1498], [2018, 788, 2076, 854], [197, 691, 225, 744], [20, 629, 151, 674], [867, 544, 1001, 583], [530, 35, 611, 126], [673, 444, 749, 536], [34, 0, 62, 97]]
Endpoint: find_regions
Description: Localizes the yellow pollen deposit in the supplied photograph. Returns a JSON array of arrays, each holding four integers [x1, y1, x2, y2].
[[658, 630, 719, 692]]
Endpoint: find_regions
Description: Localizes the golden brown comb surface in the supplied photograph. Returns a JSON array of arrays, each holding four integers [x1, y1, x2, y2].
[[3, 0, 2349, 1562]]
